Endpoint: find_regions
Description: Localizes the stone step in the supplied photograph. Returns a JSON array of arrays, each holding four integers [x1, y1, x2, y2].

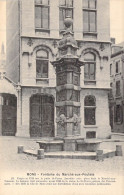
[[23, 150, 37, 157], [23, 149, 116, 160]]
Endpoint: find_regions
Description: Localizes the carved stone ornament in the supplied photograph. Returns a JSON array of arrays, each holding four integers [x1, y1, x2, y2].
[[99, 43, 105, 51], [52, 40, 58, 48], [0, 71, 6, 80], [16, 83, 21, 92], [27, 38, 33, 47], [72, 114, 81, 126], [58, 16, 78, 50], [57, 90, 66, 101], [56, 114, 66, 127]]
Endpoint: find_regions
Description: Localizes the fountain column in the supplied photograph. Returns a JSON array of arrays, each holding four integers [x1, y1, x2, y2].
[[52, 17, 84, 150]]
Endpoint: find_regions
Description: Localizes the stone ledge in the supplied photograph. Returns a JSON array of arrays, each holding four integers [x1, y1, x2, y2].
[[111, 133, 124, 140]]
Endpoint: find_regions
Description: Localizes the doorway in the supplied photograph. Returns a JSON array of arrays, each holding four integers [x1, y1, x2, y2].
[[0, 93, 17, 136], [30, 94, 54, 137]]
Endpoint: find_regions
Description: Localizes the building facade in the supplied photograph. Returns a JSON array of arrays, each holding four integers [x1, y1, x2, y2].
[[0, 43, 18, 136], [6, 0, 111, 138], [109, 43, 124, 133]]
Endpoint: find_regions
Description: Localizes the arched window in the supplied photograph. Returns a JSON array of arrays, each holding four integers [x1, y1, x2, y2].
[[36, 50, 49, 78], [84, 52, 96, 84], [84, 95, 96, 125]]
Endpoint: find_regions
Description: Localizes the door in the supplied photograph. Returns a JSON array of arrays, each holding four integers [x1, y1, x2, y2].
[[0, 94, 17, 136], [30, 94, 54, 137]]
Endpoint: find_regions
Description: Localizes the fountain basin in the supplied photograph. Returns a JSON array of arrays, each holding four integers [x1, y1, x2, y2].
[[36, 140, 63, 152], [37, 138, 102, 152], [76, 139, 102, 152]]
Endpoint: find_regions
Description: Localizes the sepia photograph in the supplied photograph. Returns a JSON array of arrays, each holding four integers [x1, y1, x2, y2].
[[0, 0, 124, 194]]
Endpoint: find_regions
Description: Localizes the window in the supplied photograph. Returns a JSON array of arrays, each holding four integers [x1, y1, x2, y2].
[[116, 81, 121, 97], [36, 50, 49, 78], [0, 96, 3, 105], [0, 95, 16, 106], [84, 95, 96, 125], [109, 106, 114, 130], [115, 61, 120, 74], [109, 83, 113, 99], [35, 0, 49, 31], [83, 0, 97, 32], [84, 52, 96, 83], [59, 0, 73, 31], [114, 105, 123, 124], [86, 131, 96, 138], [110, 64, 112, 75]]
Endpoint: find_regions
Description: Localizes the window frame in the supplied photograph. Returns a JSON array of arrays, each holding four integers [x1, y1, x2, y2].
[[59, 0, 73, 32], [36, 50, 49, 79], [115, 60, 120, 74], [116, 80, 121, 97], [114, 104, 123, 124], [109, 82, 113, 99], [83, 0, 97, 33], [84, 95, 96, 126], [83, 52, 96, 84], [35, 0, 50, 32], [110, 63, 112, 76]]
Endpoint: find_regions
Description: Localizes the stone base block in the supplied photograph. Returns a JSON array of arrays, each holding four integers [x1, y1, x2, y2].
[[116, 145, 123, 156], [37, 149, 44, 159], [63, 138, 77, 151], [18, 146, 24, 154]]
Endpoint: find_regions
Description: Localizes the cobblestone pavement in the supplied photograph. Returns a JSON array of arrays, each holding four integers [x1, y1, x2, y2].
[[0, 136, 124, 195]]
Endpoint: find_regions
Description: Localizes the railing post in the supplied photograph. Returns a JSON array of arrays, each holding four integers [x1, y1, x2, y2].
[[116, 145, 123, 156], [96, 150, 104, 161], [18, 146, 24, 154], [37, 149, 45, 159]]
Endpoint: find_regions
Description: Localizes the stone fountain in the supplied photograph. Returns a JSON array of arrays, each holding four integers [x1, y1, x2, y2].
[[37, 17, 102, 153]]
